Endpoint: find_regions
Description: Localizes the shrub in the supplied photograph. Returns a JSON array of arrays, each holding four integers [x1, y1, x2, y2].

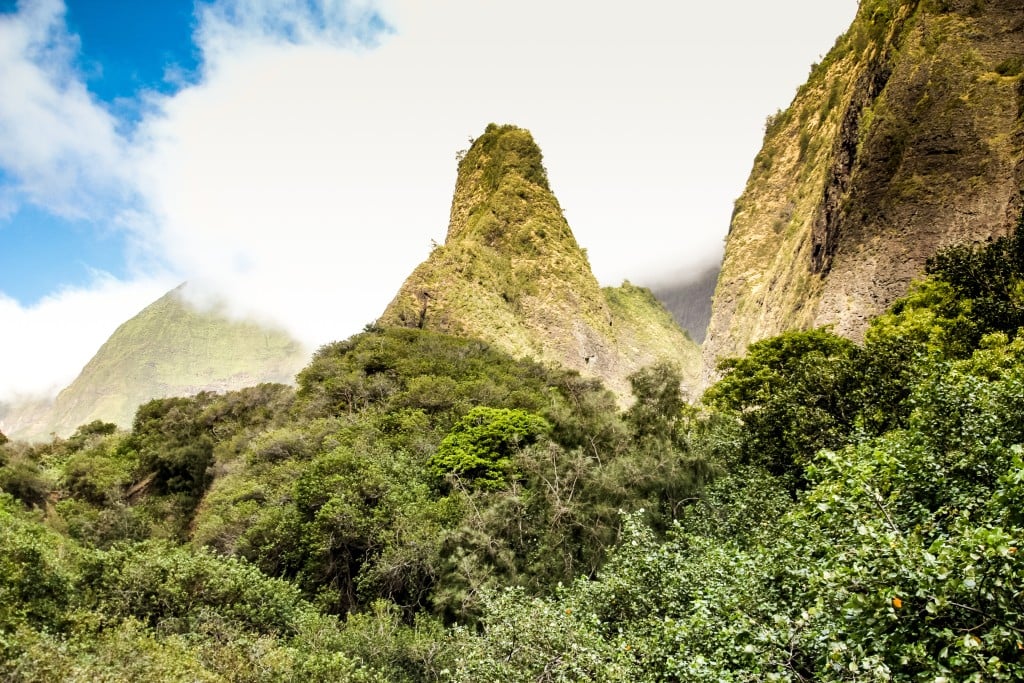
[[430, 407, 550, 490]]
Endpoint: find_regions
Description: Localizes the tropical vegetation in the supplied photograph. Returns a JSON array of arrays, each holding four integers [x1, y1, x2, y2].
[[2, 217, 1022, 680]]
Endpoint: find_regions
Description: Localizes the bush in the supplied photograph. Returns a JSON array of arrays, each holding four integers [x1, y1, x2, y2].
[[704, 329, 861, 482], [0, 454, 51, 509], [430, 407, 550, 490]]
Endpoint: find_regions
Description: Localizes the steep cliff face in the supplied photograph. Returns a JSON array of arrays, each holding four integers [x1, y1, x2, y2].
[[704, 0, 1024, 379], [2, 286, 309, 441], [380, 124, 701, 398], [649, 261, 720, 344]]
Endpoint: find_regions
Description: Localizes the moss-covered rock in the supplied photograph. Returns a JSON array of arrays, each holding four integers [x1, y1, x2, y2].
[[380, 124, 701, 399]]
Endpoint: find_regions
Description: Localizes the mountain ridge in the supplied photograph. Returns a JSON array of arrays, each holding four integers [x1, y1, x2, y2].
[[703, 0, 1024, 381], [2, 286, 310, 441]]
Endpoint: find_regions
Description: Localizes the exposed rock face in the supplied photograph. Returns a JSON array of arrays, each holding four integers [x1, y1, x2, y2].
[[2, 286, 309, 441], [380, 124, 701, 398], [649, 261, 720, 344], [704, 0, 1024, 381]]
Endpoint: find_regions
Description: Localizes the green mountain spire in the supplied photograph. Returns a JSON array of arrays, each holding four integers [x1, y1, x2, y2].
[[380, 124, 700, 398]]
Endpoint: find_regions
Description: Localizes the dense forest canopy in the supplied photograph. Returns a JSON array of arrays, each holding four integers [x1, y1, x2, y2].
[[2, 216, 1023, 680]]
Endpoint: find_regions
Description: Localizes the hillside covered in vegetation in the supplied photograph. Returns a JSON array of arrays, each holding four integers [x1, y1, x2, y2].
[[1, 286, 309, 442], [2, 214, 1023, 681]]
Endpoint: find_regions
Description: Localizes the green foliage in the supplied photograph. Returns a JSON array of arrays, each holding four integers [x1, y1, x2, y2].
[[290, 444, 451, 614], [62, 432, 135, 505], [0, 450, 51, 509], [131, 395, 217, 498], [926, 214, 1024, 340], [457, 338, 1024, 678], [448, 586, 629, 681], [333, 600, 453, 681], [125, 384, 294, 515], [451, 220, 1024, 680], [705, 328, 861, 482], [20, 222, 1024, 678], [624, 362, 685, 443], [197, 327, 718, 629], [0, 493, 383, 682], [467, 123, 551, 194], [82, 541, 309, 635], [296, 327, 550, 419], [0, 496, 76, 632], [64, 419, 117, 449], [430, 407, 549, 489]]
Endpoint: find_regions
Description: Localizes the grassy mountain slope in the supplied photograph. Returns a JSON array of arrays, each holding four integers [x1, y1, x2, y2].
[[4, 286, 309, 441], [704, 0, 1024, 380], [379, 124, 700, 398]]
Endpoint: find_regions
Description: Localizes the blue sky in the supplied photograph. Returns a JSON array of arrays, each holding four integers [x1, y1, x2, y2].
[[0, 0, 858, 400], [0, 0, 197, 302], [0, 0, 387, 303], [62, 0, 200, 104]]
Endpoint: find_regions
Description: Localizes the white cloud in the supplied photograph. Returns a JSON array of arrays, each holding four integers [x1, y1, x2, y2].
[[0, 0, 130, 219], [132, 0, 858, 350], [132, 14, 436, 345], [0, 274, 175, 401], [196, 0, 387, 59]]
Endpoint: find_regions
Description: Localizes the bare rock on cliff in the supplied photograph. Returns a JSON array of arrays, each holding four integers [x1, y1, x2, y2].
[[704, 0, 1024, 382]]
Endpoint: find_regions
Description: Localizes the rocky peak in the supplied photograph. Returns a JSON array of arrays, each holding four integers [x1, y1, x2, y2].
[[380, 124, 701, 399]]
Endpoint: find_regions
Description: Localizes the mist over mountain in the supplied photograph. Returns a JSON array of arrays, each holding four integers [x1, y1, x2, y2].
[[1, 285, 309, 441], [648, 261, 721, 344]]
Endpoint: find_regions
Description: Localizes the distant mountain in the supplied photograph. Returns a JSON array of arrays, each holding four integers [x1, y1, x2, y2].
[[704, 0, 1024, 378], [2, 286, 309, 442], [648, 262, 720, 344], [379, 124, 701, 398]]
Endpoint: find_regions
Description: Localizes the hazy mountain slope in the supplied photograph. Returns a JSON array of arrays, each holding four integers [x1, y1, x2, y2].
[[379, 124, 701, 398], [3, 286, 309, 441], [704, 0, 1024, 380], [648, 262, 720, 344]]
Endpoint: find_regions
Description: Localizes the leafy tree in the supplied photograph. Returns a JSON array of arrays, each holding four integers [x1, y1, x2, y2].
[[704, 328, 861, 482], [0, 451, 51, 509], [130, 395, 216, 499], [925, 212, 1024, 339], [624, 362, 685, 444], [64, 420, 117, 452], [430, 407, 550, 490]]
